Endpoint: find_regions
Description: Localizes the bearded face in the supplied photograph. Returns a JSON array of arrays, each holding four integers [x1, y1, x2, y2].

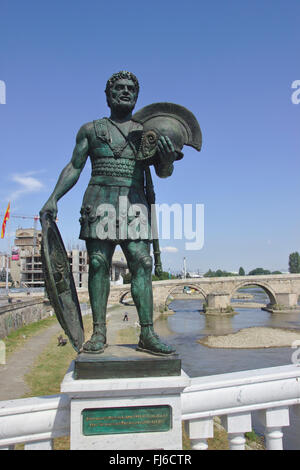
[[107, 78, 138, 116]]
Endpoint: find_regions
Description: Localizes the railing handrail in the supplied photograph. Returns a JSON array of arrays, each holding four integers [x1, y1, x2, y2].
[[181, 364, 300, 420], [1, 364, 300, 449], [0, 394, 70, 447], [186, 364, 300, 391]]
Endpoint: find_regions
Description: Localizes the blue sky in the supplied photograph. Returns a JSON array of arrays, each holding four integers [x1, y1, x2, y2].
[[0, 0, 299, 274]]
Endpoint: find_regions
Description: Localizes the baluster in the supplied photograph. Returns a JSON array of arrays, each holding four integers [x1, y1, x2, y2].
[[258, 407, 289, 450], [221, 412, 252, 450], [227, 433, 247, 450], [184, 417, 214, 450], [264, 427, 284, 450], [24, 439, 53, 450]]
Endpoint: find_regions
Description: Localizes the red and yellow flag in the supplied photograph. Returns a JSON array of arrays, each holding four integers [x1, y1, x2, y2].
[[1, 202, 10, 239]]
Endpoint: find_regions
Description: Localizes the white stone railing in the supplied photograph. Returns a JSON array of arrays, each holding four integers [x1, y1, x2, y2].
[[1, 364, 300, 450], [0, 394, 70, 449], [181, 364, 300, 450]]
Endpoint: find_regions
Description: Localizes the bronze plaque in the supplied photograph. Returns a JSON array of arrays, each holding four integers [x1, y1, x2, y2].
[[82, 405, 172, 435]]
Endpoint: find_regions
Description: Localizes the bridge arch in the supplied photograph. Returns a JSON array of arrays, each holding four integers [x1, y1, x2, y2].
[[165, 283, 208, 306], [230, 281, 277, 306], [119, 290, 132, 305]]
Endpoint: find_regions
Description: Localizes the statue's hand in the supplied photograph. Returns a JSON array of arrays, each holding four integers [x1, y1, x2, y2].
[[155, 265, 163, 278], [157, 136, 177, 165], [40, 197, 58, 221]]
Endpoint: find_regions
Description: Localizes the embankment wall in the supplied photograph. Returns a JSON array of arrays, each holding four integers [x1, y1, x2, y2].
[[0, 298, 53, 338]]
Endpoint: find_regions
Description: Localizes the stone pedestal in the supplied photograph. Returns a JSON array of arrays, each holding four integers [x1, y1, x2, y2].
[[73, 345, 181, 380], [61, 346, 190, 450]]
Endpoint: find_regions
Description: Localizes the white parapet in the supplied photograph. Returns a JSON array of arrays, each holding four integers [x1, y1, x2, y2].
[[181, 364, 300, 450], [181, 364, 300, 420], [1, 364, 300, 450], [0, 394, 70, 448]]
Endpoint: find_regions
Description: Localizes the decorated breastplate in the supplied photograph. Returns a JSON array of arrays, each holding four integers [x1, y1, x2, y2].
[[92, 118, 142, 158], [90, 118, 144, 179]]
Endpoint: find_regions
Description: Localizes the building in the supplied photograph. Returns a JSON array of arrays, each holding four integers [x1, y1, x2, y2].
[[0, 252, 11, 287], [11, 228, 43, 287], [0, 252, 9, 271], [111, 250, 128, 283], [10, 228, 128, 288]]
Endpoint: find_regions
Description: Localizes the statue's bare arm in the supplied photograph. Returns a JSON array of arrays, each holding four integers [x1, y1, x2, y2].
[[40, 125, 89, 219]]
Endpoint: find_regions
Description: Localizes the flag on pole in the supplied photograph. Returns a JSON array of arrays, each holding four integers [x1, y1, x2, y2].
[[1, 202, 10, 239]]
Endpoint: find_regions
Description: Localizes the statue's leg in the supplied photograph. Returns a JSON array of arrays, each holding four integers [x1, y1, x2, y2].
[[82, 239, 115, 353], [120, 240, 175, 356]]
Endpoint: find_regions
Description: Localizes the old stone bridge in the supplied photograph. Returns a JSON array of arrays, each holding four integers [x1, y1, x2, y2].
[[108, 274, 300, 314]]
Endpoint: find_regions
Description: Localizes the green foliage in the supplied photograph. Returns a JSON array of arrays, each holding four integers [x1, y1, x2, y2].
[[3, 316, 57, 358], [224, 305, 235, 313], [245, 430, 265, 447], [204, 269, 237, 277], [248, 267, 271, 276], [152, 271, 176, 281], [122, 272, 132, 284], [238, 267, 245, 276], [0, 267, 12, 283], [124, 270, 176, 283], [289, 252, 300, 273]]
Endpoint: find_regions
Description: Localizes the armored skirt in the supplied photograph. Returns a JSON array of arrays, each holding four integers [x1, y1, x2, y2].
[[79, 177, 152, 243]]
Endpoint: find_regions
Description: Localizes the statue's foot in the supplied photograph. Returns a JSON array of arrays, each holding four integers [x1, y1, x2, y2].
[[137, 327, 176, 356], [82, 332, 107, 354]]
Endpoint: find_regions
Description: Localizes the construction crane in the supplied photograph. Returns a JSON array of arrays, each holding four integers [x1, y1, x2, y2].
[[1, 213, 39, 227], [0, 213, 39, 225]]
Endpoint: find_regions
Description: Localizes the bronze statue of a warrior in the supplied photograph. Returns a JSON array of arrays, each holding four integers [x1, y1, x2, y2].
[[40, 71, 201, 356]]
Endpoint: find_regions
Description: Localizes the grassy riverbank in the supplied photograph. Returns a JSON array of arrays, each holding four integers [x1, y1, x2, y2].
[[2, 315, 57, 359]]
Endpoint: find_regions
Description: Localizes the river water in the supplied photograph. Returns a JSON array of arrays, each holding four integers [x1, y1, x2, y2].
[[154, 288, 300, 450]]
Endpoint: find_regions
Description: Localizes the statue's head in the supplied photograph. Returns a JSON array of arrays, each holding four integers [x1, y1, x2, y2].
[[105, 71, 139, 115]]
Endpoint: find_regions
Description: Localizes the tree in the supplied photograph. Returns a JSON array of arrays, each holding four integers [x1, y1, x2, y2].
[[289, 252, 300, 273], [238, 267, 245, 276], [0, 268, 12, 283], [204, 269, 214, 278], [152, 271, 175, 281], [123, 272, 132, 284], [204, 269, 238, 277], [248, 268, 271, 276]]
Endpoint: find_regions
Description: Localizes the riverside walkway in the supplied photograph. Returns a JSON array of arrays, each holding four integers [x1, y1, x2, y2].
[[0, 303, 145, 401]]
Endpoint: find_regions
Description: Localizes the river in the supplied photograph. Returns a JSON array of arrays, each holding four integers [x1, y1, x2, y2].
[[154, 288, 300, 450]]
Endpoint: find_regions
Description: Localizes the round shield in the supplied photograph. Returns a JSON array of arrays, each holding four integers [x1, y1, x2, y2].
[[40, 212, 84, 352]]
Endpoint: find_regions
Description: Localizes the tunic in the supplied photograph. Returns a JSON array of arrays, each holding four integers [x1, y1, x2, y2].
[[79, 117, 152, 242]]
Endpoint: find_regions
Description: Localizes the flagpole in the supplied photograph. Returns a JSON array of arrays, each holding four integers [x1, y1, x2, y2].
[[5, 216, 10, 296]]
